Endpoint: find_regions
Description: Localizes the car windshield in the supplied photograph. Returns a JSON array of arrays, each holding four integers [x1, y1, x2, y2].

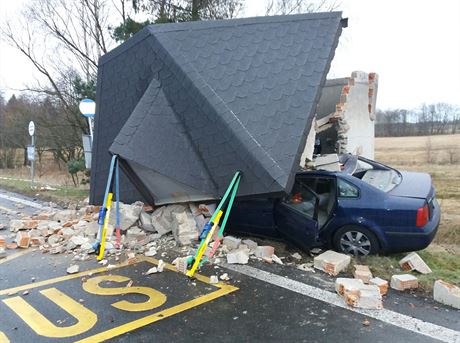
[[353, 159, 402, 192]]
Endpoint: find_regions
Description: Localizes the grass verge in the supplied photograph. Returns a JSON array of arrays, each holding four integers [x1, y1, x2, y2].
[[0, 177, 89, 204], [352, 248, 460, 292]]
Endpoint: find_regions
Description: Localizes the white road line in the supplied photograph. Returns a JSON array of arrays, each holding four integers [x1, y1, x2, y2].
[[0, 193, 47, 210], [224, 264, 460, 343]]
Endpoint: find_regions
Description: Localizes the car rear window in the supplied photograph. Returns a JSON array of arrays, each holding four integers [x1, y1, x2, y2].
[[361, 169, 401, 192]]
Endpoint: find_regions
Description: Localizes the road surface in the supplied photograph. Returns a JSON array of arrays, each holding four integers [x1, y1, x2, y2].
[[0, 188, 459, 343]]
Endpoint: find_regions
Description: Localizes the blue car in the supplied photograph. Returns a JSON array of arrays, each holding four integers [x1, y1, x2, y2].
[[227, 156, 441, 255]]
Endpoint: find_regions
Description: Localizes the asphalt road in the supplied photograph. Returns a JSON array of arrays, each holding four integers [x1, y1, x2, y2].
[[0, 188, 459, 343]]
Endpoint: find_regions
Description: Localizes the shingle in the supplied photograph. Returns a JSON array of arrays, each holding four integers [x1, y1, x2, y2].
[[91, 12, 345, 205]]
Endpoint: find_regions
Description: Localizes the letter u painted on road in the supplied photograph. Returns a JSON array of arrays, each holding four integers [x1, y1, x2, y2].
[[2, 287, 97, 338], [82, 275, 167, 312]]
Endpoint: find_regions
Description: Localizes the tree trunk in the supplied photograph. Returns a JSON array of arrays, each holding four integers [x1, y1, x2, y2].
[[192, 0, 200, 20]]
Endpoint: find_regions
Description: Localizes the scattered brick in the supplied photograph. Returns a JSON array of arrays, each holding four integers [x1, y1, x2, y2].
[[223, 236, 241, 250], [353, 265, 373, 283], [255, 246, 275, 259], [314, 250, 350, 276], [390, 274, 418, 291], [6, 243, 18, 250], [369, 277, 389, 295], [0, 235, 6, 248], [67, 265, 80, 274], [226, 249, 249, 264], [16, 231, 31, 249], [433, 280, 460, 309], [399, 252, 432, 274]]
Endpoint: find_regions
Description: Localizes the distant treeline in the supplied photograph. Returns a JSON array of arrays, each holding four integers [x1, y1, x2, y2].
[[375, 103, 460, 137]]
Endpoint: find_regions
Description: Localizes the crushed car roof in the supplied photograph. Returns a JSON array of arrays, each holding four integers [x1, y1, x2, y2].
[[90, 12, 346, 205]]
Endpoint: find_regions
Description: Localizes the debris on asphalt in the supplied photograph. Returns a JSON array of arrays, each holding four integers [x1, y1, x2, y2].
[[220, 273, 230, 281], [98, 259, 108, 266], [173, 256, 189, 274], [146, 266, 158, 275], [433, 280, 460, 309], [314, 250, 351, 276], [254, 246, 275, 259], [157, 259, 165, 272], [291, 252, 302, 260], [271, 254, 284, 265], [16, 231, 30, 249], [390, 274, 419, 291], [297, 263, 315, 272], [209, 275, 219, 284], [241, 239, 258, 253], [0, 248, 6, 259], [353, 265, 373, 283], [0, 235, 5, 249], [223, 236, 241, 250], [399, 252, 432, 274], [369, 277, 389, 295], [226, 249, 250, 265], [335, 278, 383, 309], [362, 319, 370, 326], [66, 265, 80, 274]]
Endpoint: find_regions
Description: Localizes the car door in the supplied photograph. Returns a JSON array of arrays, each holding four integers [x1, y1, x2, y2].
[[227, 198, 279, 237], [274, 180, 320, 250]]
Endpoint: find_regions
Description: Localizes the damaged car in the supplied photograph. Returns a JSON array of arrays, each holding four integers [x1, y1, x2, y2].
[[228, 156, 441, 256]]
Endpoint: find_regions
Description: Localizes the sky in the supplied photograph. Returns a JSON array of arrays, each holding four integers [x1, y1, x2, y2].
[[0, 0, 459, 110]]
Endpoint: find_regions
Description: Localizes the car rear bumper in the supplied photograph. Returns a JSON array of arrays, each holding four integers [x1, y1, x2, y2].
[[383, 199, 441, 253]]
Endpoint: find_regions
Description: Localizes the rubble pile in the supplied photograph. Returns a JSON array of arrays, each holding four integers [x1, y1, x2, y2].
[[2, 201, 217, 259]]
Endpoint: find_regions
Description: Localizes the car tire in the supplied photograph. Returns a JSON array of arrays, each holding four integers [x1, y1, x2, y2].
[[332, 226, 380, 256]]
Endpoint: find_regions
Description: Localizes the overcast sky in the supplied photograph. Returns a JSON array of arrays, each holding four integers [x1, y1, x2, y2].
[[0, 0, 459, 110]]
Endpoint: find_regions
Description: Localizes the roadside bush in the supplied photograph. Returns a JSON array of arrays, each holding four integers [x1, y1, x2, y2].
[[67, 159, 86, 187]]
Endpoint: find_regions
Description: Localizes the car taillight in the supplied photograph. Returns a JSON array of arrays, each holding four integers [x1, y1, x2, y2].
[[416, 204, 429, 227]]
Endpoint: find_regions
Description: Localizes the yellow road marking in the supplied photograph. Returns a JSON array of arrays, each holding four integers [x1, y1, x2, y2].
[[0, 249, 34, 266], [75, 283, 238, 343], [83, 275, 167, 312], [2, 287, 97, 338], [0, 258, 133, 296], [0, 256, 239, 342], [0, 331, 10, 343]]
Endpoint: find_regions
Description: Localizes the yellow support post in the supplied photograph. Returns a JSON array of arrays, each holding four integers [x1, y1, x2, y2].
[[186, 210, 223, 277], [97, 192, 113, 261]]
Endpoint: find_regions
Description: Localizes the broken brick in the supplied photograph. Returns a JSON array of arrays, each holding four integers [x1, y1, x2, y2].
[[6, 243, 17, 250], [223, 236, 241, 250], [255, 246, 275, 259], [353, 265, 373, 283], [390, 274, 418, 291], [335, 278, 364, 296], [0, 235, 6, 248], [16, 231, 31, 249], [30, 237, 45, 247], [226, 249, 249, 264], [433, 280, 460, 309], [345, 284, 383, 309], [314, 250, 350, 276], [399, 252, 432, 274], [369, 277, 389, 295]]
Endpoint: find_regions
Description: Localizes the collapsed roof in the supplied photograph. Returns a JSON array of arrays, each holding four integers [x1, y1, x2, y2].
[[90, 12, 347, 205]]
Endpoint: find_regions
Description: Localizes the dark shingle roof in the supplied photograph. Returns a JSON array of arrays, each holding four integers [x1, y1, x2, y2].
[[90, 12, 346, 205]]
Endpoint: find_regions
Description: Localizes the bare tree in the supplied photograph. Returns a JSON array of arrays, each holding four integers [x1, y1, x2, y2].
[[265, 0, 340, 15]]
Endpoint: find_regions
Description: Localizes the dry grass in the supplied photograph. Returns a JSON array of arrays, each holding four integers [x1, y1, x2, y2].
[[375, 134, 460, 246]]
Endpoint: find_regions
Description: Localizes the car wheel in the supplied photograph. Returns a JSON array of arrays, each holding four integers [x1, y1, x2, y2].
[[333, 226, 379, 256]]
